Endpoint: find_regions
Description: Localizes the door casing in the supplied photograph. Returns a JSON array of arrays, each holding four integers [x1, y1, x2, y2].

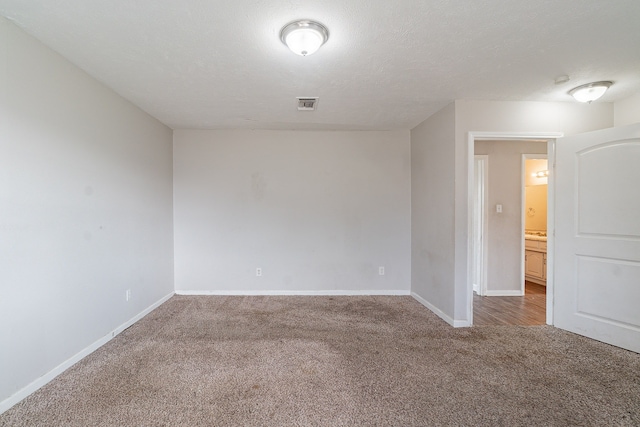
[[467, 132, 563, 326], [472, 155, 488, 296]]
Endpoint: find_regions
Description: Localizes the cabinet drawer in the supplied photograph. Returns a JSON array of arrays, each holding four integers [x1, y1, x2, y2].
[[525, 239, 539, 250], [525, 239, 547, 252]]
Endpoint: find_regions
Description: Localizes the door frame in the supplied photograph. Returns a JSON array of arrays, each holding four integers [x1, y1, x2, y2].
[[472, 155, 489, 296], [467, 132, 563, 326]]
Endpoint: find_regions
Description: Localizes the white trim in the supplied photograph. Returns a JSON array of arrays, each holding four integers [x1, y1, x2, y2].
[[467, 132, 562, 327], [546, 139, 556, 326], [0, 292, 174, 415], [470, 132, 563, 141], [472, 155, 489, 296], [176, 289, 411, 296], [484, 290, 525, 297], [411, 292, 471, 327]]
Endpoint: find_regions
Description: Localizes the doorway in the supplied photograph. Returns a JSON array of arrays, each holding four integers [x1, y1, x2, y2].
[[468, 134, 558, 326], [523, 157, 548, 282]]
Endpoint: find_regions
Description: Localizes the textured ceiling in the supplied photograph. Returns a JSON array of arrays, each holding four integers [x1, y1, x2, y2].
[[1, 0, 639, 130]]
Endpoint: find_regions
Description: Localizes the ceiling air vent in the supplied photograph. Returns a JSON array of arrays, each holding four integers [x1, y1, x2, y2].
[[297, 97, 318, 111]]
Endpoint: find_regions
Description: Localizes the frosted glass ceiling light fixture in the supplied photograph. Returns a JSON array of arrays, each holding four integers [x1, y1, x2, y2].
[[568, 81, 612, 103], [280, 20, 329, 56]]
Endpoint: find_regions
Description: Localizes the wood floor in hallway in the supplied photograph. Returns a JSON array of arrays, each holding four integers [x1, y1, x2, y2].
[[473, 282, 546, 326]]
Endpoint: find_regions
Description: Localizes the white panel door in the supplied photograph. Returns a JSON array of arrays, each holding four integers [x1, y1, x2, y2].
[[555, 123, 640, 353]]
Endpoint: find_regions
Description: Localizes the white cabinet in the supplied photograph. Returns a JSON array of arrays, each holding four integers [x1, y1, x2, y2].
[[525, 250, 545, 279], [525, 238, 547, 285]]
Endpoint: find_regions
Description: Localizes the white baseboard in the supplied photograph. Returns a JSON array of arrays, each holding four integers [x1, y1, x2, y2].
[[484, 290, 524, 296], [176, 289, 411, 296], [0, 292, 174, 415], [411, 292, 471, 328]]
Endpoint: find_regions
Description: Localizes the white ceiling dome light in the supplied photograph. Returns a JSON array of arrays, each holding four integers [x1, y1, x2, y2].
[[280, 20, 329, 56], [568, 81, 613, 103]]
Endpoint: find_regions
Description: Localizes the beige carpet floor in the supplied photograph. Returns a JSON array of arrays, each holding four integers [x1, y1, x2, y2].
[[1, 295, 639, 426]]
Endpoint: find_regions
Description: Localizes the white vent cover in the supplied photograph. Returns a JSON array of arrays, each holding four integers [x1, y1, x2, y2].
[[297, 97, 318, 111]]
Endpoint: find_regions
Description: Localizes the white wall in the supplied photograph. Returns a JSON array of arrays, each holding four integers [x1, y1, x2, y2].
[[173, 130, 411, 294], [410, 103, 457, 323], [0, 17, 174, 408], [614, 92, 640, 126], [474, 140, 547, 294]]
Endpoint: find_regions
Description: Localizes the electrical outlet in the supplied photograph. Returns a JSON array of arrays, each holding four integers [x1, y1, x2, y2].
[[379, 266, 385, 276], [126, 289, 131, 301], [256, 268, 262, 277]]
